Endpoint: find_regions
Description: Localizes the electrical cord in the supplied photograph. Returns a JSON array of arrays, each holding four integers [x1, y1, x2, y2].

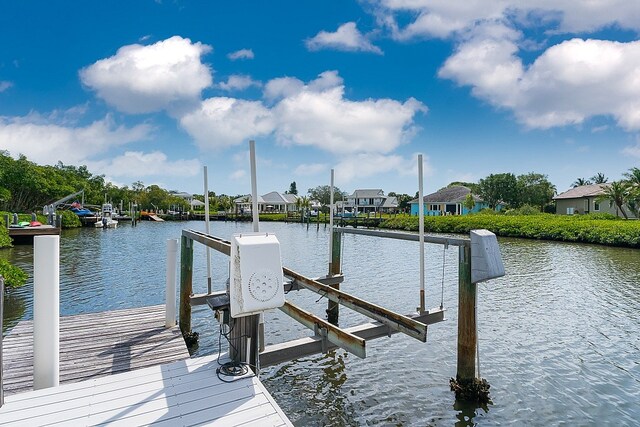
[[215, 318, 258, 383]]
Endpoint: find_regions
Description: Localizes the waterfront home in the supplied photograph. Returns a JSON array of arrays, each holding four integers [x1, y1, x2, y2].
[[234, 192, 299, 213], [553, 184, 636, 218], [170, 191, 205, 210], [346, 189, 395, 214], [410, 185, 492, 216]]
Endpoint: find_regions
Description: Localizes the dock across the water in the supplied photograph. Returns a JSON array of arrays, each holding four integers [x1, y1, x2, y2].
[[7, 225, 60, 244]]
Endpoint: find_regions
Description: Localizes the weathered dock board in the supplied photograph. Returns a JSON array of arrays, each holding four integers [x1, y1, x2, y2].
[[0, 354, 293, 426], [3, 305, 189, 395]]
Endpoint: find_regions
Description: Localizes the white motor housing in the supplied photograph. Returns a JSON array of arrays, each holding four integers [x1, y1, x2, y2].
[[229, 232, 285, 318], [470, 229, 505, 284]]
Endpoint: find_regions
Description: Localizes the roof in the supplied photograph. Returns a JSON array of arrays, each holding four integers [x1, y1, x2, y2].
[[190, 199, 205, 207], [282, 193, 298, 203], [410, 186, 482, 204], [381, 196, 398, 208], [349, 189, 385, 198], [234, 194, 265, 204], [262, 191, 288, 204], [170, 191, 193, 199], [553, 184, 609, 200]]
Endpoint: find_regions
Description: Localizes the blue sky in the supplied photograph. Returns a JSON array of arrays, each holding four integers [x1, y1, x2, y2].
[[1, 1, 639, 197]]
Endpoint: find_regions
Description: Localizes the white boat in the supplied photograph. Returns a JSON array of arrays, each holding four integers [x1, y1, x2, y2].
[[95, 203, 118, 228]]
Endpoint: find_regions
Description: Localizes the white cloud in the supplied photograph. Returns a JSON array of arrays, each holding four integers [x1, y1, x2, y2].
[[334, 152, 432, 182], [306, 22, 382, 54], [263, 77, 306, 102], [0, 81, 12, 92], [622, 142, 640, 159], [86, 151, 200, 178], [271, 71, 426, 154], [179, 97, 275, 149], [218, 75, 261, 91], [0, 114, 152, 165], [294, 163, 327, 176], [440, 31, 640, 130], [375, 0, 640, 40], [80, 36, 212, 114], [230, 169, 246, 180], [228, 49, 254, 61]]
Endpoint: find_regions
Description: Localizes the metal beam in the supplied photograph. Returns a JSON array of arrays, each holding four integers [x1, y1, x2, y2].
[[284, 267, 428, 342], [335, 227, 470, 247], [279, 301, 366, 359], [260, 307, 445, 367]]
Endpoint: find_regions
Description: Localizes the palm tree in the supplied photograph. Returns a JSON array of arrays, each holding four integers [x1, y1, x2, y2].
[[623, 167, 640, 217], [623, 167, 640, 187], [590, 173, 608, 184], [572, 178, 591, 188], [600, 181, 629, 219]]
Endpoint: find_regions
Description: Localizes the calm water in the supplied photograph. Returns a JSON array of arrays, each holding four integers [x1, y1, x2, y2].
[[2, 221, 639, 426]]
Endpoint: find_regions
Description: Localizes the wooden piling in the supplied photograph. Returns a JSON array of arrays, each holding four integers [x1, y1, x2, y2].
[[179, 235, 196, 345], [327, 229, 341, 325], [457, 244, 476, 380]]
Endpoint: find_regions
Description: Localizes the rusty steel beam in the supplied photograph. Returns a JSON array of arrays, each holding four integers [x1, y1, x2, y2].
[[284, 267, 428, 342], [335, 227, 470, 247], [278, 301, 366, 359]]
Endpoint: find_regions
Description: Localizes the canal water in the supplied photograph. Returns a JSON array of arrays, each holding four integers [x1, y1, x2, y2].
[[2, 221, 639, 426]]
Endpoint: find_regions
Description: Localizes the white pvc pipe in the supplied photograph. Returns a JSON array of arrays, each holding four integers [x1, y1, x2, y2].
[[329, 169, 335, 269], [418, 154, 425, 313], [33, 235, 59, 390], [165, 238, 178, 327], [249, 140, 259, 232], [203, 166, 212, 293]]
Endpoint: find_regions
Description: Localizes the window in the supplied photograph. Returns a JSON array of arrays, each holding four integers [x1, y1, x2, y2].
[[594, 201, 600, 211], [429, 204, 439, 211], [584, 199, 589, 212], [567, 207, 575, 215]]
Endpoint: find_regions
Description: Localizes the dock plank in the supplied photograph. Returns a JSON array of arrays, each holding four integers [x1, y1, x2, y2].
[[3, 305, 189, 396], [0, 355, 293, 427]]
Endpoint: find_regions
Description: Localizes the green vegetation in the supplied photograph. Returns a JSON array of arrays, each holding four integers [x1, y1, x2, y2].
[[380, 213, 640, 248], [0, 259, 28, 288], [60, 210, 82, 228], [477, 172, 555, 211]]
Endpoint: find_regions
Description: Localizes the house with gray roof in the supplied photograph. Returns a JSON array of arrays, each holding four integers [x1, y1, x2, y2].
[[409, 186, 494, 216], [553, 184, 635, 218], [234, 192, 299, 213], [345, 189, 396, 214]]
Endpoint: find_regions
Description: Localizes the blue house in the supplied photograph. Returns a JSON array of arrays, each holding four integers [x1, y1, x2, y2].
[[410, 185, 495, 216]]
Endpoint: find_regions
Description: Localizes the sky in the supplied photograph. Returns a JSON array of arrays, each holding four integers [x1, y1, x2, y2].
[[1, 1, 639, 197]]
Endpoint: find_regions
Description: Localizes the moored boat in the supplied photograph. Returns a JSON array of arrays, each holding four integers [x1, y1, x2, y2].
[[95, 203, 118, 228]]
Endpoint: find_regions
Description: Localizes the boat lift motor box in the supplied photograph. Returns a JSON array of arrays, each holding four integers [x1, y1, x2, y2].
[[230, 232, 285, 318], [470, 229, 505, 284]]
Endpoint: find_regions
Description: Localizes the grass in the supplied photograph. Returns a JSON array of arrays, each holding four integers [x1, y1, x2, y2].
[[380, 213, 640, 248]]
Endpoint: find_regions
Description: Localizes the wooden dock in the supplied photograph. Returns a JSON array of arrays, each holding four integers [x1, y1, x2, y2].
[[2, 305, 189, 396], [7, 225, 60, 244], [0, 354, 293, 426]]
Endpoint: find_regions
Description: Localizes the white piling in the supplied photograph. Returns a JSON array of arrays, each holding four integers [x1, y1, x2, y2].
[[249, 140, 259, 233], [418, 154, 425, 313], [165, 238, 178, 327], [203, 165, 212, 293], [33, 235, 60, 390]]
